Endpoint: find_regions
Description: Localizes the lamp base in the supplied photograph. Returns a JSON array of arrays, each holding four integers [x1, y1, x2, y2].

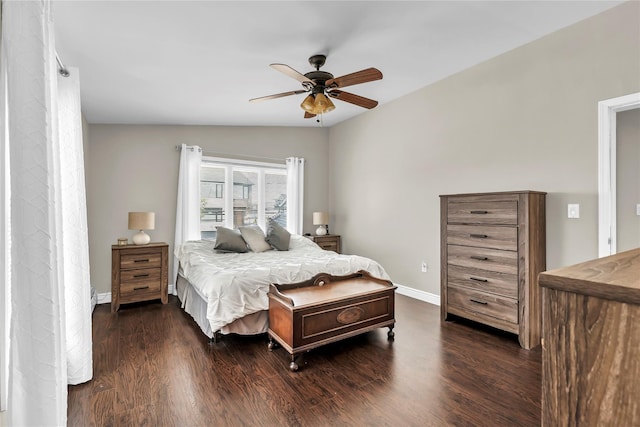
[[132, 230, 151, 245], [315, 226, 327, 236]]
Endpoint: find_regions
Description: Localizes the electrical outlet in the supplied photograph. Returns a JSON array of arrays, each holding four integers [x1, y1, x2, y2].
[[421, 262, 428, 273], [568, 204, 580, 219]]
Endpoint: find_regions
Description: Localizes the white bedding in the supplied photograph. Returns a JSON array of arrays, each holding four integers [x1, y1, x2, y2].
[[175, 234, 390, 333]]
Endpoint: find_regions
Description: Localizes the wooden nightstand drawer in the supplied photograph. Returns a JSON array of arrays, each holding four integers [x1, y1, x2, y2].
[[120, 267, 162, 283], [309, 235, 341, 253], [112, 242, 168, 312], [120, 253, 162, 270]]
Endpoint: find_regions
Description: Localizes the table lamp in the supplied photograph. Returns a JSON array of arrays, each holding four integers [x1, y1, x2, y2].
[[313, 212, 329, 236], [128, 212, 155, 245]]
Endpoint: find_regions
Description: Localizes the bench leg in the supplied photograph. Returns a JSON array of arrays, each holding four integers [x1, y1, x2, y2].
[[387, 326, 395, 340], [289, 354, 299, 372], [267, 336, 279, 351]]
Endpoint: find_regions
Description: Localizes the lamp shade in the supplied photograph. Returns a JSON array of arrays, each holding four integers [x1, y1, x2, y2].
[[313, 212, 329, 225], [128, 212, 155, 230], [312, 93, 335, 114]]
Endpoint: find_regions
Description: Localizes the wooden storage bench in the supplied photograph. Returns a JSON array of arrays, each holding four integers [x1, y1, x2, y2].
[[267, 270, 396, 371]]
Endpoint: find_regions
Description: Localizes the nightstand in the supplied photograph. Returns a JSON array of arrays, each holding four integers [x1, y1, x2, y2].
[[309, 235, 341, 253], [111, 242, 169, 312]]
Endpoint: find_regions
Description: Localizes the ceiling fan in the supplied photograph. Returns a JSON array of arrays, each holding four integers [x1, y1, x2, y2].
[[249, 54, 383, 119]]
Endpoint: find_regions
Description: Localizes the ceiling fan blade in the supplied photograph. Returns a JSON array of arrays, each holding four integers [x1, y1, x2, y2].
[[304, 112, 316, 119], [249, 90, 306, 103], [328, 90, 378, 109], [270, 64, 316, 85], [325, 68, 382, 89]]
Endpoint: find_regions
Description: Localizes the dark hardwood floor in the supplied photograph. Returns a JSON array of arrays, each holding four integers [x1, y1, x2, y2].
[[68, 295, 541, 426]]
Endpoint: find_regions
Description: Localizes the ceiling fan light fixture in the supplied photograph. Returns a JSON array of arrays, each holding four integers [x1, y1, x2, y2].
[[300, 94, 316, 113], [311, 93, 335, 114]]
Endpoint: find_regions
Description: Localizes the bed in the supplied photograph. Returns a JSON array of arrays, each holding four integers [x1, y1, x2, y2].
[[174, 234, 390, 340]]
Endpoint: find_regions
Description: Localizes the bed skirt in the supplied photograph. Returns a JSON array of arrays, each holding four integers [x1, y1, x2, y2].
[[176, 273, 269, 339]]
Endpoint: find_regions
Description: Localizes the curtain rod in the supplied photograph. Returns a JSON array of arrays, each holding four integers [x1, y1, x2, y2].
[[174, 145, 284, 163], [55, 53, 70, 77]]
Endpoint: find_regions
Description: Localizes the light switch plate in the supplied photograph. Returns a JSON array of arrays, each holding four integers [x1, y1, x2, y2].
[[637, 204, 640, 216], [568, 204, 580, 219]]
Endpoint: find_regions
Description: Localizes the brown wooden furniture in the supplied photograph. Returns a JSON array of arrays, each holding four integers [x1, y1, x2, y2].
[[538, 248, 640, 426], [267, 270, 396, 371], [111, 242, 169, 312], [440, 191, 546, 349], [308, 234, 341, 253]]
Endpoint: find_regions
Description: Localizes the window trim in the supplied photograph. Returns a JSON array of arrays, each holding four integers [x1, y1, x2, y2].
[[201, 156, 286, 234]]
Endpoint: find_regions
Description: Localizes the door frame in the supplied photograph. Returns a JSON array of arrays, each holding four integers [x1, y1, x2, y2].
[[598, 92, 640, 257]]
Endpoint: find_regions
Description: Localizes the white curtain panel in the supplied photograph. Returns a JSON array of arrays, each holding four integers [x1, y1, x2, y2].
[[3, 1, 92, 424], [173, 144, 202, 287], [57, 67, 93, 385], [286, 157, 305, 235]]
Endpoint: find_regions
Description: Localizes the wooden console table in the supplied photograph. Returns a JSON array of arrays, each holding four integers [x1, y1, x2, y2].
[[538, 248, 640, 426], [267, 270, 396, 371]]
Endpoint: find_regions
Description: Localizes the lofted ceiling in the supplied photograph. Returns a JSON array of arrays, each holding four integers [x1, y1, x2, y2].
[[53, 1, 623, 128]]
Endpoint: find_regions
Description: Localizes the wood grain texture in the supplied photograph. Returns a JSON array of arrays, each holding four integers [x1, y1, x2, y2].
[[540, 249, 640, 427], [441, 191, 546, 349], [69, 295, 542, 426]]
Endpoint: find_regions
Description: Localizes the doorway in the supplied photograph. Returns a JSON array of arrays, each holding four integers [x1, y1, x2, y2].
[[598, 92, 640, 257]]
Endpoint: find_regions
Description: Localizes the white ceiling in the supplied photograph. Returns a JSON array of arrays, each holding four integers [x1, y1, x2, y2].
[[53, 1, 623, 128]]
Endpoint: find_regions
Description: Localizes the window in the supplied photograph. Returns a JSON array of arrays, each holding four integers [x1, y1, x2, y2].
[[200, 158, 287, 240]]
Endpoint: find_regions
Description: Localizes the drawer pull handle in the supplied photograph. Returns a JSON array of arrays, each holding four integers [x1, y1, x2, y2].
[[470, 210, 488, 214], [134, 259, 150, 263], [470, 256, 489, 261], [469, 234, 488, 238], [133, 286, 149, 291], [470, 277, 488, 283], [470, 299, 488, 305], [133, 274, 150, 278]]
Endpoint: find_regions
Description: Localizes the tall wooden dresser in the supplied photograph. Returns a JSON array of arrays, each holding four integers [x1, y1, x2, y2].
[[440, 191, 546, 349]]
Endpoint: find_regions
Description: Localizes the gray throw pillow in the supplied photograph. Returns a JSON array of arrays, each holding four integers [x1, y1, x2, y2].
[[239, 225, 272, 253], [214, 226, 248, 253], [265, 218, 291, 251]]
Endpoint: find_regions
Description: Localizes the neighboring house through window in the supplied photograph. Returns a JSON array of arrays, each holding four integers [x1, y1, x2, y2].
[[200, 157, 287, 240]]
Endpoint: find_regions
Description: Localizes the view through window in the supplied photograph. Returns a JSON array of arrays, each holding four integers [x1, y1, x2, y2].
[[200, 158, 287, 240]]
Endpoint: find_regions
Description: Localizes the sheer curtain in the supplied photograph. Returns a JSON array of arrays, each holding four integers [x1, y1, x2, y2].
[[286, 157, 305, 234], [2, 1, 92, 425], [173, 144, 202, 288]]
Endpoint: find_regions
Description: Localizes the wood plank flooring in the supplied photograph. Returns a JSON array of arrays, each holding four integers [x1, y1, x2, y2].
[[68, 295, 541, 426]]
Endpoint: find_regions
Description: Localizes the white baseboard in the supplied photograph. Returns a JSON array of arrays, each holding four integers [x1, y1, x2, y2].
[[394, 283, 440, 306], [97, 284, 175, 305]]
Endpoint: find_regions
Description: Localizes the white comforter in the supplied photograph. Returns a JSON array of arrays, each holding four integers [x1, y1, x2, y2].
[[175, 235, 390, 332]]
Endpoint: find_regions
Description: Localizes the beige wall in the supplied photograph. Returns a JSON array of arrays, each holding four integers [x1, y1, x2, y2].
[[87, 125, 329, 294], [328, 2, 640, 295], [617, 108, 640, 252]]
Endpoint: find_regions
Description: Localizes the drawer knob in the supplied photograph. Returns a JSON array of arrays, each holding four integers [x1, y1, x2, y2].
[[470, 256, 489, 261], [470, 210, 488, 214], [469, 234, 488, 239], [133, 285, 150, 291], [470, 299, 488, 305], [134, 259, 150, 263], [470, 277, 488, 283]]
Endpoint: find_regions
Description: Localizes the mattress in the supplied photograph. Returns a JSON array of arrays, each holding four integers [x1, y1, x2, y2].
[[175, 234, 390, 335]]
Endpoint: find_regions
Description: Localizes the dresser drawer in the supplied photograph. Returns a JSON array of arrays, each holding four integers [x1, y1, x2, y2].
[[120, 252, 162, 270], [448, 285, 518, 324], [446, 224, 517, 251], [448, 201, 518, 225], [448, 265, 517, 299], [120, 267, 161, 284], [447, 244, 518, 275]]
